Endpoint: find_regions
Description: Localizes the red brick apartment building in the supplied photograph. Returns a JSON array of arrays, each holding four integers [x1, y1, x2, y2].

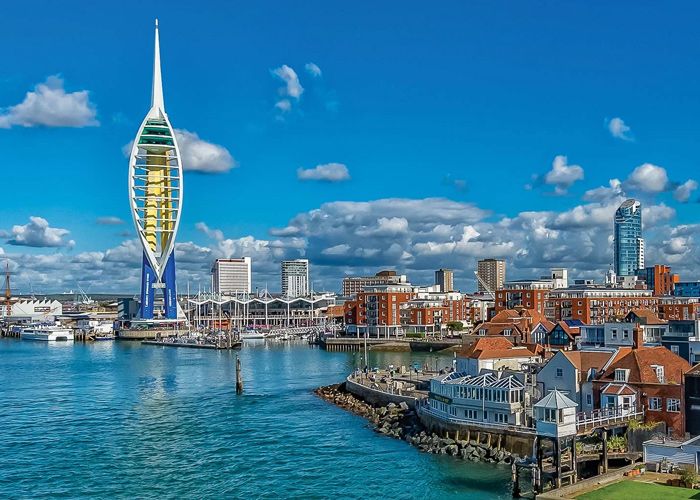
[[544, 287, 657, 324]]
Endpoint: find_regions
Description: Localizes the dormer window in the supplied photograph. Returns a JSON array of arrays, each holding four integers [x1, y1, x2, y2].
[[503, 329, 511, 336], [652, 365, 665, 383], [614, 369, 629, 382]]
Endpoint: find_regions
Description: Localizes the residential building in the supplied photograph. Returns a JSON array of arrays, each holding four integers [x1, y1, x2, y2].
[[674, 281, 700, 298], [593, 328, 691, 436], [684, 364, 700, 436], [341, 270, 408, 296], [211, 257, 251, 295], [400, 298, 448, 334], [494, 279, 551, 315], [643, 435, 700, 473], [457, 337, 541, 375], [281, 259, 309, 298], [344, 283, 414, 337], [427, 369, 530, 427], [544, 286, 656, 324], [469, 308, 554, 346], [434, 268, 454, 292], [538, 349, 617, 413], [623, 308, 667, 343], [545, 319, 585, 348], [579, 319, 667, 349], [661, 320, 700, 365], [639, 265, 679, 296], [476, 258, 506, 293], [658, 298, 700, 321], [613, 198, 644, 276]]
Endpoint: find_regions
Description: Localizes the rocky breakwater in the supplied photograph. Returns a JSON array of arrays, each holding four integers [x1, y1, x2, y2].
[[315, 383, 514, 465]]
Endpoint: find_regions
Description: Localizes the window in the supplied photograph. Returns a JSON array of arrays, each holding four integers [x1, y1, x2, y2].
[[611, 329, 618, 339], [667, 398, 681, 412], [623, 329, 629, 339], [495, 413, 508, 424], [614, 369, 629, 382], [652, 365, 665, 383], [671, 345, 680, 355], [556, 368, 563, 378], [466, 409, 478, 420], [648, 397, 661, 411]]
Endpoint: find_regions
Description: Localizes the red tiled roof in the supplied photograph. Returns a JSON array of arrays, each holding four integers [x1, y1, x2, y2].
[[601, 383, 637, 396], [625, 308, 666, 326], [599, 346, 691, 385], [474, 347, 539, 360], [562, 350, 616, 382], [459, 336, 513, 358]]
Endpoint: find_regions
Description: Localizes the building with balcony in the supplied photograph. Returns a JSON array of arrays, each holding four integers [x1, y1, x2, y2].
[[614, 199, 644, 277], [544, 286, 656, 324], [341, 270, 408, 296], [661, 320, 700, 365]]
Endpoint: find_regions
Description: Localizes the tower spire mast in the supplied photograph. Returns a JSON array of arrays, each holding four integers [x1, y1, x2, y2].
[[151, 18, 165, 112]]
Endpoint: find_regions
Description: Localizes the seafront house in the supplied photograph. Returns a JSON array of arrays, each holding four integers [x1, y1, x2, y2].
[[537, 349, 617, 413], [456, 337, 542, 376], [623, 308, 668, 344], [592, 327, 691, 436], [427, 369, 530, 427], [661, 319, 700, 365], [467, 308, 553, 346]]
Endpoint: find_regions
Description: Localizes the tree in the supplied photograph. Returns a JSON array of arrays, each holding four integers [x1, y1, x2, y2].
[[446, 321, 464, 335]]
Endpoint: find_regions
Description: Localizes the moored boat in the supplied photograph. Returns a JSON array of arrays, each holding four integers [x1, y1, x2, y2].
[[21, 326, 74, 342]]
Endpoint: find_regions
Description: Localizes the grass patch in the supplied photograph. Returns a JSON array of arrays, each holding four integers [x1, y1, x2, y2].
[[577, 480, 700, 499]]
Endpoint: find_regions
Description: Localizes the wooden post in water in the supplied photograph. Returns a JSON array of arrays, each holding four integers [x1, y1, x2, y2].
[[236, 356, 243, 394]]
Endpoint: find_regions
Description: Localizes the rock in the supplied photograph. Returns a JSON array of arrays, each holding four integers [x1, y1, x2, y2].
[[387, 402, 397, 409], [399, 401, 409, 410]]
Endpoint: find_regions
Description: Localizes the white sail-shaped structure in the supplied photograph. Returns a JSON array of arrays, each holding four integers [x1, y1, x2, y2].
[[128, 20, 183, 319]]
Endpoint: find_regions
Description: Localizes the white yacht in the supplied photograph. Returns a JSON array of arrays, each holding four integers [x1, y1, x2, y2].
[[21, 326, 74, 342], [239, 330, 266, 340]]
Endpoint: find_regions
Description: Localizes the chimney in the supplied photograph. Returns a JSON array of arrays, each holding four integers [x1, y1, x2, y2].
[[633, 324, 644, 349]]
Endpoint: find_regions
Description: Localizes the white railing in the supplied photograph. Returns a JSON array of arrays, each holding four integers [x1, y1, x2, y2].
[[418, 403, 537, 435], [576, 405, 644, 431]]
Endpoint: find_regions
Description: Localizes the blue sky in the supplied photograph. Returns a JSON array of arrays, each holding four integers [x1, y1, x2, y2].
[[1, 1, 700, 293]]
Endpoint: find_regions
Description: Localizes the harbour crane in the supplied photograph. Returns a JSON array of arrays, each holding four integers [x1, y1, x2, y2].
[[473, 270, 496, 300]]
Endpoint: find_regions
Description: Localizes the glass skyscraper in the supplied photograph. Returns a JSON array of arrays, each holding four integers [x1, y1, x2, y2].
[[614, 199, 644, 277]]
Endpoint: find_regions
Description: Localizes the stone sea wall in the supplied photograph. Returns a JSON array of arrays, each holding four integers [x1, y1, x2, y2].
[[315, 383, 515, 465]]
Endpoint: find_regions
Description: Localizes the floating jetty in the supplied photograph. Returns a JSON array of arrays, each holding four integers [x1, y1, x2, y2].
[[320, 337, 462, 352], [141, 336, 242, 350]]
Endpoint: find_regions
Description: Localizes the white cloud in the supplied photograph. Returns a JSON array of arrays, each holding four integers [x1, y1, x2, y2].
[[544, 155, 584, 195], [643, 203, 676, 226], [174, 129, 236, 174], [305, 63, 322, 77], [275, 99, 292, 112], [297, 163, 350, 182], [608, 117, 632, 141], [583, 178, 624, 203], [271, 65, 304, 115], [673, 179, 698, 203], [624, 163, 669, 193], [0, 75, 98, 128], [96, 216, 125, 225], [6, 216, 74, 248], [122, 129, 236, 174]]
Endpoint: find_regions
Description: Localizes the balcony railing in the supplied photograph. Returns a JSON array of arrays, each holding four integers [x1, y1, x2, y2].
[[576, 405, 644, 432]]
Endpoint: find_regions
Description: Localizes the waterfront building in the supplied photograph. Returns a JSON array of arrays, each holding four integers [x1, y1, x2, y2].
[[434, 268, 454, 292], [476, 258, 506, 293], [613, 199, 644, 277], [639, 264, 679, 296], [643, 435, 700, 473], [344, 283, 414, 337], [661, 320, 700, 365], [538, 349, 617, 413], [212, 258, 251, 295], [341, 270, 408, 296], [494, 279, 551, 315], [281, 259, 309, 298], [467, 308, 553, 346], [188, 291, 336, 330], [543, 286, 656, 324], [427, 369, 529, 427], [3, 299, 63, 322], [674, 281, 700, 298], [400, 298, 448, 335], [128, 21, 183, 320], [593, 329, 691, 436], [457, 337, 541, 376]]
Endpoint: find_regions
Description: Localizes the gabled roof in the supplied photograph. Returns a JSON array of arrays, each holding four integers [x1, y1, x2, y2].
[[561, 350, 617, 382], [625, 308, 666, 326], [474, 347, 539, 360], [601, 382, 637, 396], [598, 346, 691, 385], [459, 336, 513, 358], [534, 389, 577, 409], [549, 320, 582, 340]]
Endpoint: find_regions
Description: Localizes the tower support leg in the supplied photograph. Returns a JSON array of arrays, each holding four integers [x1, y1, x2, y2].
[[140, 253, 156, 319], [163, 253, 178, 319]]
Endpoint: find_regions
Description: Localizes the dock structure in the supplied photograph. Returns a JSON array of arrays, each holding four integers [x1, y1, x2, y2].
[[320, 337, 461, 352]]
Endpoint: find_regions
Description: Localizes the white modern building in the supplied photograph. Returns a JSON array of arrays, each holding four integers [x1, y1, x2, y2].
[[281, 259, 309, 298], [212, 258, 251, 295]]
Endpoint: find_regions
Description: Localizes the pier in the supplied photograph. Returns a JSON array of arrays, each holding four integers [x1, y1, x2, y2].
[[320, 337, 461, 352]]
